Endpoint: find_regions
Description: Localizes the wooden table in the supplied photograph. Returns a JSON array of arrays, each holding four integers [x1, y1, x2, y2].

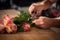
[[0, 9, 19, 21], [0, 9, 59, 40]]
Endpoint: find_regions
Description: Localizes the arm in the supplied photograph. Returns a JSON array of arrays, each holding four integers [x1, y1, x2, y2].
[[29, 0, 57, 19], [32, 16, 60, 29], [33, 0, 57, 11]]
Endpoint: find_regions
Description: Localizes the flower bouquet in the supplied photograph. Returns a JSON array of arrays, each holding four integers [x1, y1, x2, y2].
[[0, 11, 32, 33]]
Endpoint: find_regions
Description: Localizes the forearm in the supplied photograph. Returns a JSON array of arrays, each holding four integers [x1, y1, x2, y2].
[[49, 0, 57, 3], [35, 0, 57, 10], [48, 18, 60, 28]]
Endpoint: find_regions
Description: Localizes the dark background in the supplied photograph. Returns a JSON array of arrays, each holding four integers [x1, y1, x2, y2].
[[0, 0, 42, 9], [13, 0, 42, 6], [0, 0, 60, 10]]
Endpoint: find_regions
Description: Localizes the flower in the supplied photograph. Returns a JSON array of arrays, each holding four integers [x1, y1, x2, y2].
[[22, 22, 31, 31], [0, 15, 17, 33]]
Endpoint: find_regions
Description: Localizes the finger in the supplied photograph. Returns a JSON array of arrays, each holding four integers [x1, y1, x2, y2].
[[29, 5, 35, 14], [32, 18, 44, 25]]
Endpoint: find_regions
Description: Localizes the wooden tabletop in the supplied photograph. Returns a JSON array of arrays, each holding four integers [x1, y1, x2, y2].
[[0, 9, 59, 40], [0, 27, 58, 40], [0, 9, 19, 21]]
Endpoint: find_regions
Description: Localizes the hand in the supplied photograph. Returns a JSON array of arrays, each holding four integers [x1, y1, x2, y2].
[[32, 16, 51, 29], [29, 0, 47, 14], [29, 3, 36, 14], [29, 3, 44, 19]]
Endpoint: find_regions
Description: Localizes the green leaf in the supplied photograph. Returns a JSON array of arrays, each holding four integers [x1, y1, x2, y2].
[[12, 11, 32, 32]]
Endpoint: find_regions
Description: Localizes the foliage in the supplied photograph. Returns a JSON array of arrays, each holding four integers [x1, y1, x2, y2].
[[13, 11, 32, 32]]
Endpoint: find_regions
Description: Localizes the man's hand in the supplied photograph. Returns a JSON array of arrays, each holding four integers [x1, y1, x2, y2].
[[32, 16, 60, 29], [29, 3, 41, 14], [32, 16, 52, 29], [29, 0, 57, 14], [29, 2, 45, 19], [29, 0, 53, 19]]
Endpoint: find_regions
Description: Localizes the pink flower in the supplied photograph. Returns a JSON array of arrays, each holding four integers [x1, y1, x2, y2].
[[3, 15, 17, 33], [3, 15, 12, 25], [22, 22, 31, 31], [52, 9, 58, 16], [6, 24, 17, 33]]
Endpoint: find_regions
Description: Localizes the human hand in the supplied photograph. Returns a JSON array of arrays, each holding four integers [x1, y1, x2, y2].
[[32, 16, 51, 29], [29, 3, 44, 19]]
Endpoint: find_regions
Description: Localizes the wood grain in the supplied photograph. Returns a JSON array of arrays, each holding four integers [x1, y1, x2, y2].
[[0, 27, 57, 40]]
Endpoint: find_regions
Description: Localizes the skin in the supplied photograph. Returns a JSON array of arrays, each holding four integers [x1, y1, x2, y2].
[[29, 0, 57, 19], [32, 16, 60, 29], [29, 0, 58, 29], [29, 0, 57, 13]]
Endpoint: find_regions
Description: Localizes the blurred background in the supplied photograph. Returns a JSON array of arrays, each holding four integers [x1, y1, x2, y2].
[[0, 0, 60, 11], [0, 0, 42, 10]]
